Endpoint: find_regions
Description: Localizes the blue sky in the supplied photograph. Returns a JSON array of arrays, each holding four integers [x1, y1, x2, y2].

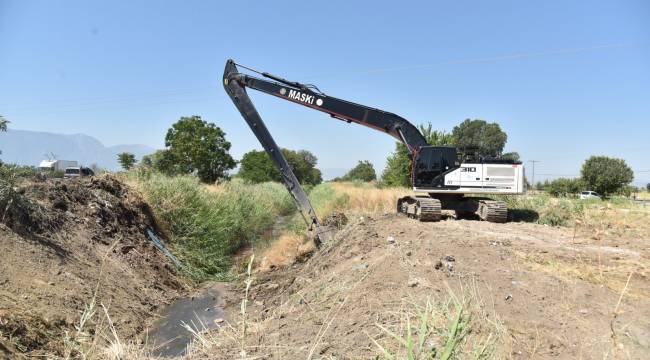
[[1, 0, 649, 184]]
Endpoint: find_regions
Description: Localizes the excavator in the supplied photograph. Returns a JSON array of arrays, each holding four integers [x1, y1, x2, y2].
[[223, 60, 525, 243]]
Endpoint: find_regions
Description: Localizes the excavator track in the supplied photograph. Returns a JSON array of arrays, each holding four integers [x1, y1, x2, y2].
[[477, 200, 508, 223], [398, 196, 441, 222]]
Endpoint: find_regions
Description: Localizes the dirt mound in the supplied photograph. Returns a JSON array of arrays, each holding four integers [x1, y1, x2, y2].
[[204, 214, 650, 359], [0, 175, 187, 358]]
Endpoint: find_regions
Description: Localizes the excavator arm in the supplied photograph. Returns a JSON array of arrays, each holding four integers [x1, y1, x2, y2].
[[223, 60, 429, 154], [222, 61, 324, 244]]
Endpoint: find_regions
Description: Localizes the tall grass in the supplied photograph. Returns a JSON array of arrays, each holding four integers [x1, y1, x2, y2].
[[129, 174, 294, 280]]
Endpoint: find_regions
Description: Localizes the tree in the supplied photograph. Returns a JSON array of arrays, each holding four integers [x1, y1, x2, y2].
[[381, 143, 411, 187], [451, 119, 507, 158], [580, 156, 634, 196], [418, 123, 453, 147], [0, 115, 8, 159], [501, 152, 520, 162], [161, 116, 236, 183], [342, 160, 376, 182], [0, 116, 8, 132], [142, 149, 176, 173], [117, 152, 136, 170], [647, 183, 650, 192], [238, 148, 322, 185], [238, 150, 280, 183]]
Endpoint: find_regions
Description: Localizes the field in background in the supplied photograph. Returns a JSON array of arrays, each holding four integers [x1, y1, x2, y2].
[[314, 182, 650, 231]]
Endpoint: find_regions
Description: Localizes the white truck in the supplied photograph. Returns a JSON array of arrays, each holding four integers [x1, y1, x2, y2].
[[38, 159, 78, 172]]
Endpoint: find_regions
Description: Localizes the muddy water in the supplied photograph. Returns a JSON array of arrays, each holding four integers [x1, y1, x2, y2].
[[149, 287, 225, 357], [149, 216, 291, 357]]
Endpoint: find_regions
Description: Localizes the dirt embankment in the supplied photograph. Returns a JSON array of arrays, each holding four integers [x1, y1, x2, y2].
[[0, 175, 187, 358], [206, 214, 650, 359]]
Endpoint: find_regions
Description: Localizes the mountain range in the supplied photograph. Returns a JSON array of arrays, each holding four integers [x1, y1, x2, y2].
[[0, 129, 155, 171]]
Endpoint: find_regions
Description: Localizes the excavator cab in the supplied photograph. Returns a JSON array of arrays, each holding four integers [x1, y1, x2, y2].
[[412, 146, 458, 188]]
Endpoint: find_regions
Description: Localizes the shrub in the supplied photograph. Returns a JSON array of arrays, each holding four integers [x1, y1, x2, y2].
[[0, 164, 39, 183], [538, 199, 584, 226], [544, 177, 583, 197]]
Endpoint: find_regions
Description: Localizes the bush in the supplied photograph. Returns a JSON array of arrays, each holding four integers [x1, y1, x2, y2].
[[544, 177, 583, 197], [538, 199, 584, 226], [135, 174, 293, 280], [0, 164, 39, 183]]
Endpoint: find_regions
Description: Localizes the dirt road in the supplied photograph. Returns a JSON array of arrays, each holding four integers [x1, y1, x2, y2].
[[204, 214, 650, 359]]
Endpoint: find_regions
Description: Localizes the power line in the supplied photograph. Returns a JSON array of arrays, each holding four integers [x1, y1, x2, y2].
[[303, 43, 636, 80]]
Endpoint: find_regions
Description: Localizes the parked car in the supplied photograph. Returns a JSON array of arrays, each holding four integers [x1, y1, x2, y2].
[[64, 166, 95, 178], [580, 191, 601, 200]]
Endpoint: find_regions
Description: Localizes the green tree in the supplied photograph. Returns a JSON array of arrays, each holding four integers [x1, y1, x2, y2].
[[501, 152, 520, 162], [142, 149, 178, 174], [161, 116, 236, 183], [381, 144, 411, 187], [238, 150, 280, 183], [117, 152, 136, 170], [0, 116, 8, 132], [342, 160, 376, 182], [451, 119, 507, 158], [0, 115, 8, 159], [647, 183, 650, 192], [580, 156, 634, 196], [418, 123, 453, 147], [238, 148, 322, 185]]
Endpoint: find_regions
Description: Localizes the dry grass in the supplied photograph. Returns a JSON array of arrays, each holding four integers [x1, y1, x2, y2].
[[257, 233, 316, 271], [514, 250, 650, 300], [331, 182, 411, 214]]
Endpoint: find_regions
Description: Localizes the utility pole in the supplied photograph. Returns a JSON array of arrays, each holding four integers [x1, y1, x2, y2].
[[528, 160, 541, 191]]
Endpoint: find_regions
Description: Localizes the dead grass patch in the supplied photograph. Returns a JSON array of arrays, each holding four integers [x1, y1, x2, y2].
[[257, 233, 316, 271], [331, 182, 411, 214], [514, 250, 650, 300]]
